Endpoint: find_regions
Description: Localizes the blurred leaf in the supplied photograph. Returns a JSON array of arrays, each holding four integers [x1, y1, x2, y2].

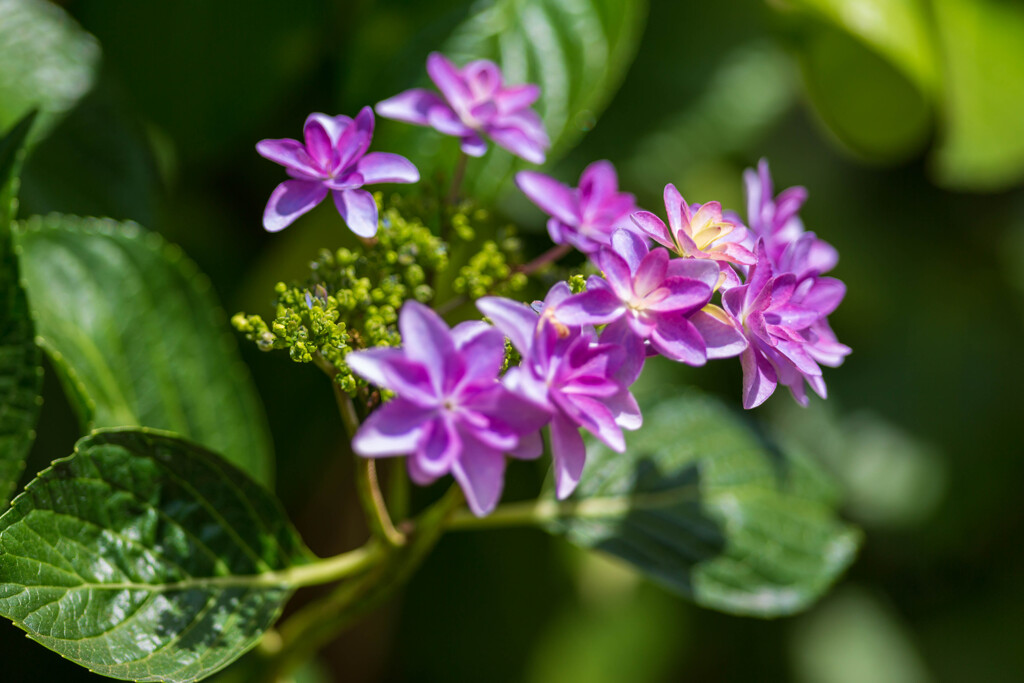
[[0, 112, 42, 508], [0, 428, 312, 682], [19, 77, 163, 226], [0, 0, 100, 140], [400, 0, 647, 198], [930, 0, 1024, 190], [623, 41, 797, 192], [14, 215, 275, 486], [789, 586, 933, 683], [786, 0, 938, 94], [793, 21, 931, 161], [544, 390, 859, 617], [771, 402, 946, 529]]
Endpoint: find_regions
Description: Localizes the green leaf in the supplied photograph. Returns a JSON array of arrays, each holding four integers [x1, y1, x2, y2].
[[0, 111, 43, 508], [14, 215, 275, 486], [545, 391, 859, 617], [0, 428, 313, 682], [401, 0, 647, 197], [0, 0, 101, 140], [929, 0, 1024, 190]]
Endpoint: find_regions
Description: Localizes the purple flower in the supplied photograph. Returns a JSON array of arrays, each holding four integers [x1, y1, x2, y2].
[[376, 52, 549, 163], [632, 184, 756, 269], [346, 301, 548, 516], [479, 283, 641, 499], [722, 241, 848, 408], [257, 107, 419, 236], [744, 158, 836, 277], [554, 229, 737, 367], [515, 161, 639, 254]]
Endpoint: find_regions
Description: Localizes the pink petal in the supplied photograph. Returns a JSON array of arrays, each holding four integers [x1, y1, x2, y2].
[[599, 318, 645, 385], [476, 297, 538, 357], [418, 415, 460, 478], [303, 116, 336, 170], [399, 301, 456, 390], [451, 432, 507, 517], [256, 138, 320, 178], [453, 326, 506, 387], [579, 160, 618, 201], [666, 258, 720, 290], [555, 289, 624, 326], [610, 228, 650, 274], [663, 183, 690, 236], [557, 393, 625, 453], [263, 180, 327, 232], [691, 307, 747, 359], [645, 277, 711, 314], [333, 188, 379, 237], [352, 398, 433, 457], [495, 84, 540, 113], [633, 248, 670, 297], [427, 52, 472, 109], [650, 315, 707, 366], [486, 125, 547, 164], [605, 388, 642, 431], [509, 430, 544, 460], [515, 171, 579, 225], [428, 105, 473, 136], [630, 211, 673, 250], [356, 152, 419, 184], [345, 347, 434, 405], [549, 412, 586, 500], [335, 106, 375, 172], [376, 88, 447, 126], [460, 133, 488, 157], [741, 345, 777, 409], [597, 248, 635, 300]]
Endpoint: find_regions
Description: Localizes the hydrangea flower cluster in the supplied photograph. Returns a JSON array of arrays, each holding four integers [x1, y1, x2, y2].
[[248, 53, 849, 516]]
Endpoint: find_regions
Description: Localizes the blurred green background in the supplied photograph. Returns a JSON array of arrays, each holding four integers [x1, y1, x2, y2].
[[3, 0, 1024, 681]]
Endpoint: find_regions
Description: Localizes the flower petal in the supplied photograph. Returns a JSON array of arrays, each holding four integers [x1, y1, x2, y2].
[[416, 415, 460, 479], [740, 345, 777, 409], [356, 152, 420, 184], [691, 306, 747, 359], [376, 88, 446, 126], [427, 52, 472, 109], [645, 277, 711, 315], [477, 296, 538, 357], [460, 133, 488, 157], [549, 413, 586, 500], [516, 171, 578, 225], [256, 138, 320, 178], [496, 83, 540, 113], [634, 248, 670, 297], [630, 211, 673, 249], [486, 125, 547, 164], [451, 432, 507, 517], [333, 189, 379, 237], [610, 228, 650, 275], [303, 116, 336, 170], [335, 106, 375, 172], [555, 288, 624, 326], [650, 315, 707, 366], [263, 180, 327, 232], [352, 398, 433, 457], [399, 301, 457, 389]]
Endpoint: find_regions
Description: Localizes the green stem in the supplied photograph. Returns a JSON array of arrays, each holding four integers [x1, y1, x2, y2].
[[357, 458, 406, 546], [264, 486, 464, 682], [446, 151, 469, 205]]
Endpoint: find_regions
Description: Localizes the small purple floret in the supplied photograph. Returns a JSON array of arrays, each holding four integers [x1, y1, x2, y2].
[[555, 229, 721, 366], [376, 52, 549, 164], [346, 301, 548, 517], [515, 161, 639, 254], [478, 283, 642, 499], [256, 107, 419, 236]]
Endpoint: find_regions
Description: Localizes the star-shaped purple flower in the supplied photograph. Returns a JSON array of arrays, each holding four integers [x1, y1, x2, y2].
[[257, 107, 419, 236], [376, 52, 549, 164], [346, 301, 548, 517], [515, 161, 639, 254], [722, 241, 847, 408], [744, 158, 836, 277], [554, 229, 726, 366], [479, 283, 642, 499]]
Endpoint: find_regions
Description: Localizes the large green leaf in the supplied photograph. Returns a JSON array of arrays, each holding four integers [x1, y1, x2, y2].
[[930, 0, 1024, 190], [14, 215, 275, 486], [397, 0, 646, 198], [0, 111, 42, 508], [0, 0, 101, 140], [545, 391, 859, 617], [0, 428, 313, 682]]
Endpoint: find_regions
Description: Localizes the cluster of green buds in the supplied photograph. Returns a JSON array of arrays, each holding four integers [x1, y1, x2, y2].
[[233, 193, 527, 396]]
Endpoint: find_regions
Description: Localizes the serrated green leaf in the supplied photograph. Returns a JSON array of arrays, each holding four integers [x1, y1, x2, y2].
[[0, 428, 313, 682], [545, 391, 859, 617], [13, 215, 275, 486], [0, 0, 101, 140], [0, 111, 43, 508], [399, 0, 646, 198]]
